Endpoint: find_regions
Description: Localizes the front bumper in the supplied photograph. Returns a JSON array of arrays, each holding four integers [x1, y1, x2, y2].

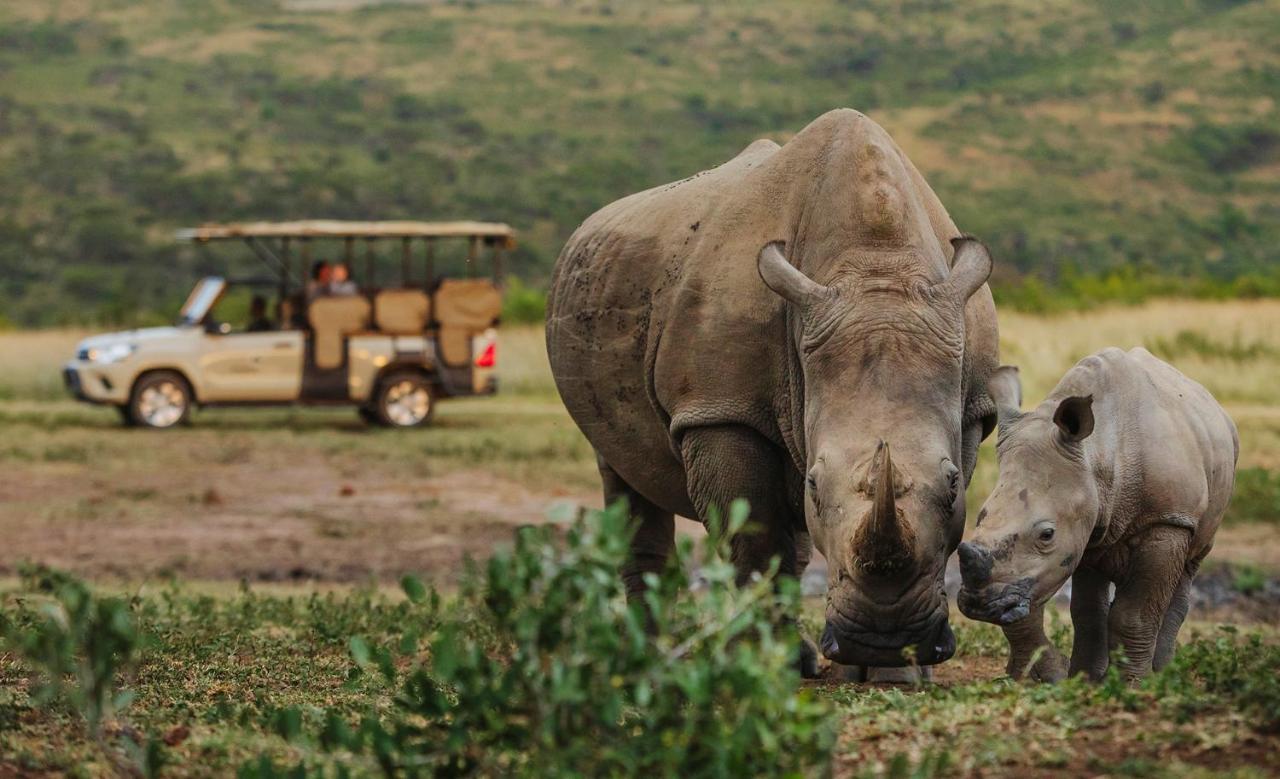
[[63, 361, 131, 405]]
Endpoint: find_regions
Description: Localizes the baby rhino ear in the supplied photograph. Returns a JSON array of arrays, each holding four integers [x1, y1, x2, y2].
[[1053, 395, 1095, 443], [988, 365, 1022, 423]]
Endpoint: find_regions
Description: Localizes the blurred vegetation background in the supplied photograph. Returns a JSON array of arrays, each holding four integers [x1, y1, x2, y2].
[[1, 0, 1277, 327]]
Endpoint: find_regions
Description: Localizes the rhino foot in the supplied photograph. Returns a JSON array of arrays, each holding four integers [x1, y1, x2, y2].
[[798, 635, 820, 679], [832, 665, 931, 684]]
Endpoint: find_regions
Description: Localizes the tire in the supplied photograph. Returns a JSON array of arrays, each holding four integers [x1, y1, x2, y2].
[[372, 371, 434, 428], [357, 405, 379, 425], [116, 405, 137, 427], [127, 371, 192, 429]]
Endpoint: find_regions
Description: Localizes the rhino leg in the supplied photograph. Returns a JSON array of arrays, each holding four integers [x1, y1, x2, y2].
[[1107, 526, 1189, 681], [598, 454, 674, 603], [680, 424, 818, 677], [1068, 566, 1113, 681], [1153, 573, 1193, 671], [1002, 603, 1067, 682]]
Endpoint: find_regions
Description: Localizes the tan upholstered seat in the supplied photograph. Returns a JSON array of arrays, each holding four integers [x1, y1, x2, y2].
[[374, 289, 431, 335], [308, 296, 371, 370], [434, 279, 502, 367]]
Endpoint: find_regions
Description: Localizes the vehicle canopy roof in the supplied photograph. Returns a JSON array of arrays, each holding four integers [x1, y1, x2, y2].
[[176, 220, 515, 247]]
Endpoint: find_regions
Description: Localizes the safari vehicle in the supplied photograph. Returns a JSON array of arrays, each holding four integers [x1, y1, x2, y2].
[[63, 220, 513, 428]]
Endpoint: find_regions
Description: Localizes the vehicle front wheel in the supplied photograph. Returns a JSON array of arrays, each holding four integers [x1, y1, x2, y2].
[[127, 371, 192, 429], [372, 372, 434, 428]]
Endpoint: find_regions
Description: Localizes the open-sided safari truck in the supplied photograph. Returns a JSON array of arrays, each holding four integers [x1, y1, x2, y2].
[[63, 220, 513, 429]]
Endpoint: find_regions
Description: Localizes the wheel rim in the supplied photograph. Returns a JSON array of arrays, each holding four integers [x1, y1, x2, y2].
[[384, 380, 430, 426], [138, 381, 186, 428]]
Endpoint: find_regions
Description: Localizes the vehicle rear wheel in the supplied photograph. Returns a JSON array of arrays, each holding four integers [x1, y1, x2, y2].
[[373, 372, 434, 428], [128, 371, 192, 429]]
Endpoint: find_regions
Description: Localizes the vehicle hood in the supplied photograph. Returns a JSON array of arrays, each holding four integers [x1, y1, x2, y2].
[[77, 326, 192, 351]]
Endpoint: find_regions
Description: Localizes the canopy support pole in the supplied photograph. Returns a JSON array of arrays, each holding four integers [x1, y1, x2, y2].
[[424, 238, 435, 291]]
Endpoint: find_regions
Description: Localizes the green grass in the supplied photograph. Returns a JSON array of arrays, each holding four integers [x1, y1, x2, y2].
[[2, 578, 1277, 777], [1, 0, 1279, 325]]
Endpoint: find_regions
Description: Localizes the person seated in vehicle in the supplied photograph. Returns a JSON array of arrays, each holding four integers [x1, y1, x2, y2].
[[246, 294, 274, 332], [307, 261, 332, 301], [327, 262, 359, 296]]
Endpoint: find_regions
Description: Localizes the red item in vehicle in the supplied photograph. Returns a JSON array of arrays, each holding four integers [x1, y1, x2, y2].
[[475, 341, 496, 368]]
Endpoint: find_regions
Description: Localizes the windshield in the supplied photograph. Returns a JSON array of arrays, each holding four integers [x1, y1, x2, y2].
[[179, 277, 226, 325]]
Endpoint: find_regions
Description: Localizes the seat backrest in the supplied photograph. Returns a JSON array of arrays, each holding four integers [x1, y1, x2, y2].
[[374, 289, 431, 335], [308, 296, 371, 370], [434, 279, 502, 367]]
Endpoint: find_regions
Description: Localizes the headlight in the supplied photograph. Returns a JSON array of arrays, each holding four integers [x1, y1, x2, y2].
[[84, 343, 136, 364]]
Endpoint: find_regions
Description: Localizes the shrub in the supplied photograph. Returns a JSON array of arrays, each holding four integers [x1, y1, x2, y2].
[[245, 500, 836, 777], [1226, 468, 1280, 525], [502, 276, 548, 325], [1146, 330, 1276, 363], [3, 565, 165, 775], [1151, 628, 1280, 733]]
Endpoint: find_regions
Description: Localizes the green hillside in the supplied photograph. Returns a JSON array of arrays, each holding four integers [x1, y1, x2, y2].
[[1, 0, 1278, 326]]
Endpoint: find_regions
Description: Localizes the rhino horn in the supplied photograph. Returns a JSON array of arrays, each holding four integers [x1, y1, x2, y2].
[[758, 242, 826, 306], [856, 441, 915, 576]]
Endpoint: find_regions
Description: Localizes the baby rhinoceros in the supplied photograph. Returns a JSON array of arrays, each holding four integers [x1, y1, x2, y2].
[[957, 347, 1238, 682]]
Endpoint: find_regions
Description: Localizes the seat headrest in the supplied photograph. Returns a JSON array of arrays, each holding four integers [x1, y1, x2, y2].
[[375, 289, 431, 334]]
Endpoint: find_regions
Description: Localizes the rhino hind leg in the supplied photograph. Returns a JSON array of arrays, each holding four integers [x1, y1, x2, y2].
[[679, 424, 819, 677], [1107, 525, 1189, 681], [1153, 573, 1193, 671], [598, 454, 675, 603]]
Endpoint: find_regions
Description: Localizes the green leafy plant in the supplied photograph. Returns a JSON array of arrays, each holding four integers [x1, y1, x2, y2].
[[244, 499, 835, 777], [3, 565, 164, 776]]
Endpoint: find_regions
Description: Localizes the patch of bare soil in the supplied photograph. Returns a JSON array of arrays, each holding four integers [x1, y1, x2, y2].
[[0, 456, 597, 584]]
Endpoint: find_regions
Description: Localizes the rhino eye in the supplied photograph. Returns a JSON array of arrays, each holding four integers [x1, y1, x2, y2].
[[1038, 527, 1055, 542]]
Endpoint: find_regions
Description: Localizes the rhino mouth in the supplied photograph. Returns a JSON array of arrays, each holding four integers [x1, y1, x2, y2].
[[820, 614, 956, 667], [957, 578, 1034, 625]]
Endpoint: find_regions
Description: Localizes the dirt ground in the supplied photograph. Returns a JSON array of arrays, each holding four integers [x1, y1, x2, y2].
[[2, 401, 1278, 630]]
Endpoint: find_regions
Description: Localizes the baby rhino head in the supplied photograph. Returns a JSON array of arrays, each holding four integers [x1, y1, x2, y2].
[[957, 366, 1100, 625]]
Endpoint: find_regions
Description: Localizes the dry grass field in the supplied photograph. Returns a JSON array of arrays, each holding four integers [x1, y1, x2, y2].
[[1, 301, 1278, 776], [1, 299, 1278, 578]]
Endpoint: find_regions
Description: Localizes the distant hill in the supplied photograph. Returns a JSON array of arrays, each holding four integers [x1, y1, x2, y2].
[[1, 0, 1277, 325]]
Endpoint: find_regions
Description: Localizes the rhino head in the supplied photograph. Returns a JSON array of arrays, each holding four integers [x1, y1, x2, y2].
[[758, 237, 994, 667], [957, 367, 1100, 625]]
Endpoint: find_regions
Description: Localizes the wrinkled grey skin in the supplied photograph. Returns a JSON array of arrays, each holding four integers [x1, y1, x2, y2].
[[958, 348, 1238, 682], [547, 110, 1000, 675]]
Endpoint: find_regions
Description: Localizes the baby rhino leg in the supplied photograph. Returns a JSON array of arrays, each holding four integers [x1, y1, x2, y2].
[[1108, 526, 1190, 681], [1002, 603, 1067, 682], [1153, 574, 1193, 670], [1068, 566, 1112, 681]]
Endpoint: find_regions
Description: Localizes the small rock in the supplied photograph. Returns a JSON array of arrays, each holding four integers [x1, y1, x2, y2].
[[163, 724, 190, 746]]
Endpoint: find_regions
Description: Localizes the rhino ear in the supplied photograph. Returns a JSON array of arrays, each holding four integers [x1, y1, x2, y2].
[[1053, 395, 1095, 443], [758, 242, 825, 307], [988, 365, 1022, 423], [937, 236, 992, 304]]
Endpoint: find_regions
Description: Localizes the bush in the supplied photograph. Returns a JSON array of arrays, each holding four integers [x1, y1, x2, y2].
[[3, 565, 165, 775], [1151, 628, 1280, 733], [502, 276, 548, 324], [1227, 468, 1280, 525], [245, 500, 835, 777]]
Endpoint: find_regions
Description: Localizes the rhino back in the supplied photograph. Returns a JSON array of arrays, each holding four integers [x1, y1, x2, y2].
[[1054, 348, 1237, 550], [546, 138, 785, 515]]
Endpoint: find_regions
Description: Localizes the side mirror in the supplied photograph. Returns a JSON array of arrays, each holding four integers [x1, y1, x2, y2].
[[204, 319, 230, 335]]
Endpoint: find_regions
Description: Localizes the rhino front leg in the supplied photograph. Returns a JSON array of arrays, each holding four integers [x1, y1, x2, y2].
[[598, 454, 675, 604], [681, 424, 816, 677], [1068, 566, 1112, 681], [1107, 526, 1188, 681], [1153, 573, 1193, 671], [1002, 603, 1067, 682]]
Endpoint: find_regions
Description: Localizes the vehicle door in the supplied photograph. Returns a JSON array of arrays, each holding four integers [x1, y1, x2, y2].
[[198, 330, 304, 402]]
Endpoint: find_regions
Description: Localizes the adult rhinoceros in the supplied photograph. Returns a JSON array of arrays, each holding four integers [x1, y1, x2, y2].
[[546, 109, 999, 674]]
